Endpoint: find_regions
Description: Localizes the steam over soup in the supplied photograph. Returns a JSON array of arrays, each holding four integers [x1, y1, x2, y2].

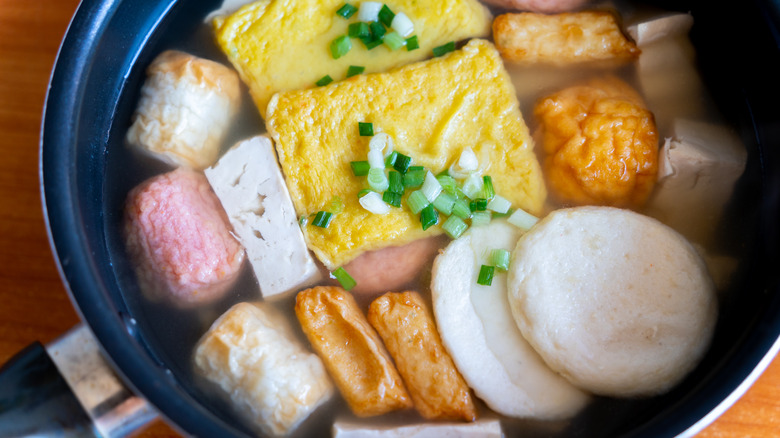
[[116, 1, 746, 436]]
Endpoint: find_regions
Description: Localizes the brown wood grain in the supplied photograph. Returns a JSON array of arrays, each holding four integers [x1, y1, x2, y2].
[[0, 1, 777, 437]]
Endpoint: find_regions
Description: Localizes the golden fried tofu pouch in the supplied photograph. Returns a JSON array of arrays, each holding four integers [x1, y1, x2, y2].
[[213, 0, 492, 118], [295, 286, 413, 417], [493, 12, 640, 65], [368, 291, 477, 421], [268, 39, 546, 269], [534, 76, 658, 208]]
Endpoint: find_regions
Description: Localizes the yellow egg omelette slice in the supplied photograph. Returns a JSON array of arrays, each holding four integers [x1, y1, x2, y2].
[[267, 39, 546, 270], [212, 0, 492, 118]]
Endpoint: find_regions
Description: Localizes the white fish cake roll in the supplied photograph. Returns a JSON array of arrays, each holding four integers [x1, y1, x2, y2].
[[205, 136, 322, 298], [126, 50, 240, 170], [194, 302, 334, 436]]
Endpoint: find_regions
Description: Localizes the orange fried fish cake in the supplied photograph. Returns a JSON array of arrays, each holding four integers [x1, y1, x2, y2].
[[368, 291, 477, 421], [295, 286, 412, 417], [534, 76, 659, 208]]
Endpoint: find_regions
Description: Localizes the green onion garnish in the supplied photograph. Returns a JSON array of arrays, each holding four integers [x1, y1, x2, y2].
[[359, 122, 374, 136], [406, 35, 419, 51], [471, 210, 491, 227], [357, 189, 372, 198], [433, 192, 456, 215], [432, 41, 456, 57], [388, 170, 404, 194], [385, 150, 399, 168], [486, 194, 511, 214], [507, 208, 539, 231], [368, 168, 389, 192], [382, 191, 402, 207], [403, 168, 426, 188], [392, 153, 412, 173], [361, 35, 384, 50], [328, 196, 344, 214], [378, 4, 395, 26], [316, 75, 333, 86], [461, 173, 484, 199], [332, 267, 357, 291], [369, 21, 386, 40], [336, 3, 358, 19], [469, 198, 488, 212], [442, 216, 468, 239], [351, 160, 370, 176], [331, 35, 352, 59], [312, 211, 334, 228], [420, 204, 439, 230], [299, 215, 309, 226], [477, 265, 495, 286], [408, 165, 425, 172], [437, 174, 457, 193], [491, 249, 511, 271], [407, 189, 430, 214], [451, 199, 471, 219], [383, 31, 406, 51], [346, 65, 365, 78], [348, 21, 371, 39], [482, 175, 495, 200]]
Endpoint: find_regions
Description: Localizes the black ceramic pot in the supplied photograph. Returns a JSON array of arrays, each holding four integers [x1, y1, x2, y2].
[[4, 0, 780, 436]]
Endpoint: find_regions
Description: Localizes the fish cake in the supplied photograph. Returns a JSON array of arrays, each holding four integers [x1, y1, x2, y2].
[[493, 12, 639, 65], [126, 50, 240, 169], [268, 39, 546, 269], [212, 0, 491, 118], [368, 291, 477, 421], [193, 302, 334, 436], [295, 286, 413, 417]]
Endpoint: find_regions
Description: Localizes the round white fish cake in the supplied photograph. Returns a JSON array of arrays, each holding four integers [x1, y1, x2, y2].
[[507, 206, 717, 397], [431, 220, 590, 419]]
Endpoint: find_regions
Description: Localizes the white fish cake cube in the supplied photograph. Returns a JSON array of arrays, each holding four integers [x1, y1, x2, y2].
[[205, 136, 322, 298], [194, 302, 334, 436]]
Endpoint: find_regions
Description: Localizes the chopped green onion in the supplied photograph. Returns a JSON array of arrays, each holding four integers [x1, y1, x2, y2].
[[359, 122, 374, 136], [442, 216, 468, 239], [357, 1, 382, 22], [378, 4, 395, 27], [486, 194, 511, 214], [299, 215, 309, 226], [432, 41, 456, 57], [388, 170, 404, 194], [461, 173, 484, 199], [420, 204, 439, 230], [367, 168, 389, 192], [407, 189, 430, 214], [433, 192, 456, 215], [491, 249, 511, 271], [477, 265, 495, 286], [507, 208, 539, 231], [469, 198, 488, 212], [421, 171, 443, 202], [350, 160, 370, 176], [330, 35, 352, 59], [332, 267, 357, 291], [336, 3, 358, 19], [392, 153, 412, 173], [383, 31, 406, 50], [382, 191, 402, 207], [315, 75, 333, 86], [492, 208, 514, 219], [482, 175, 495, 200], [359, 191, 390, 214], [312, 211, 334, 228], [348, 21, 371, 39], [369, 132, 393, 156], [385, 150, 399, 168], [346, 65, 365, 77], [403, 168, 426, 188], [369, 21, 386, 39], [361, 35, 384, 50], [405, 35, 419, 51], [357, 189, 372, 198], [437, 174, 457, 193], [451, 199, 471, 219], [471, 210, 491, 227], [391, 12, 414, 37], [368, 149, 385, 169], [328, 196, 344, 214]]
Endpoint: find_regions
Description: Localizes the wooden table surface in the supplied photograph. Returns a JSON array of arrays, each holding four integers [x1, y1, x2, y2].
[[1, 1, 778, 437]]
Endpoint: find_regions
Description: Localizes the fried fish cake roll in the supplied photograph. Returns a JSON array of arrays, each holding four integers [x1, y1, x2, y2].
[[368, 291, 477, 421], [295, 286, 412, 417]]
